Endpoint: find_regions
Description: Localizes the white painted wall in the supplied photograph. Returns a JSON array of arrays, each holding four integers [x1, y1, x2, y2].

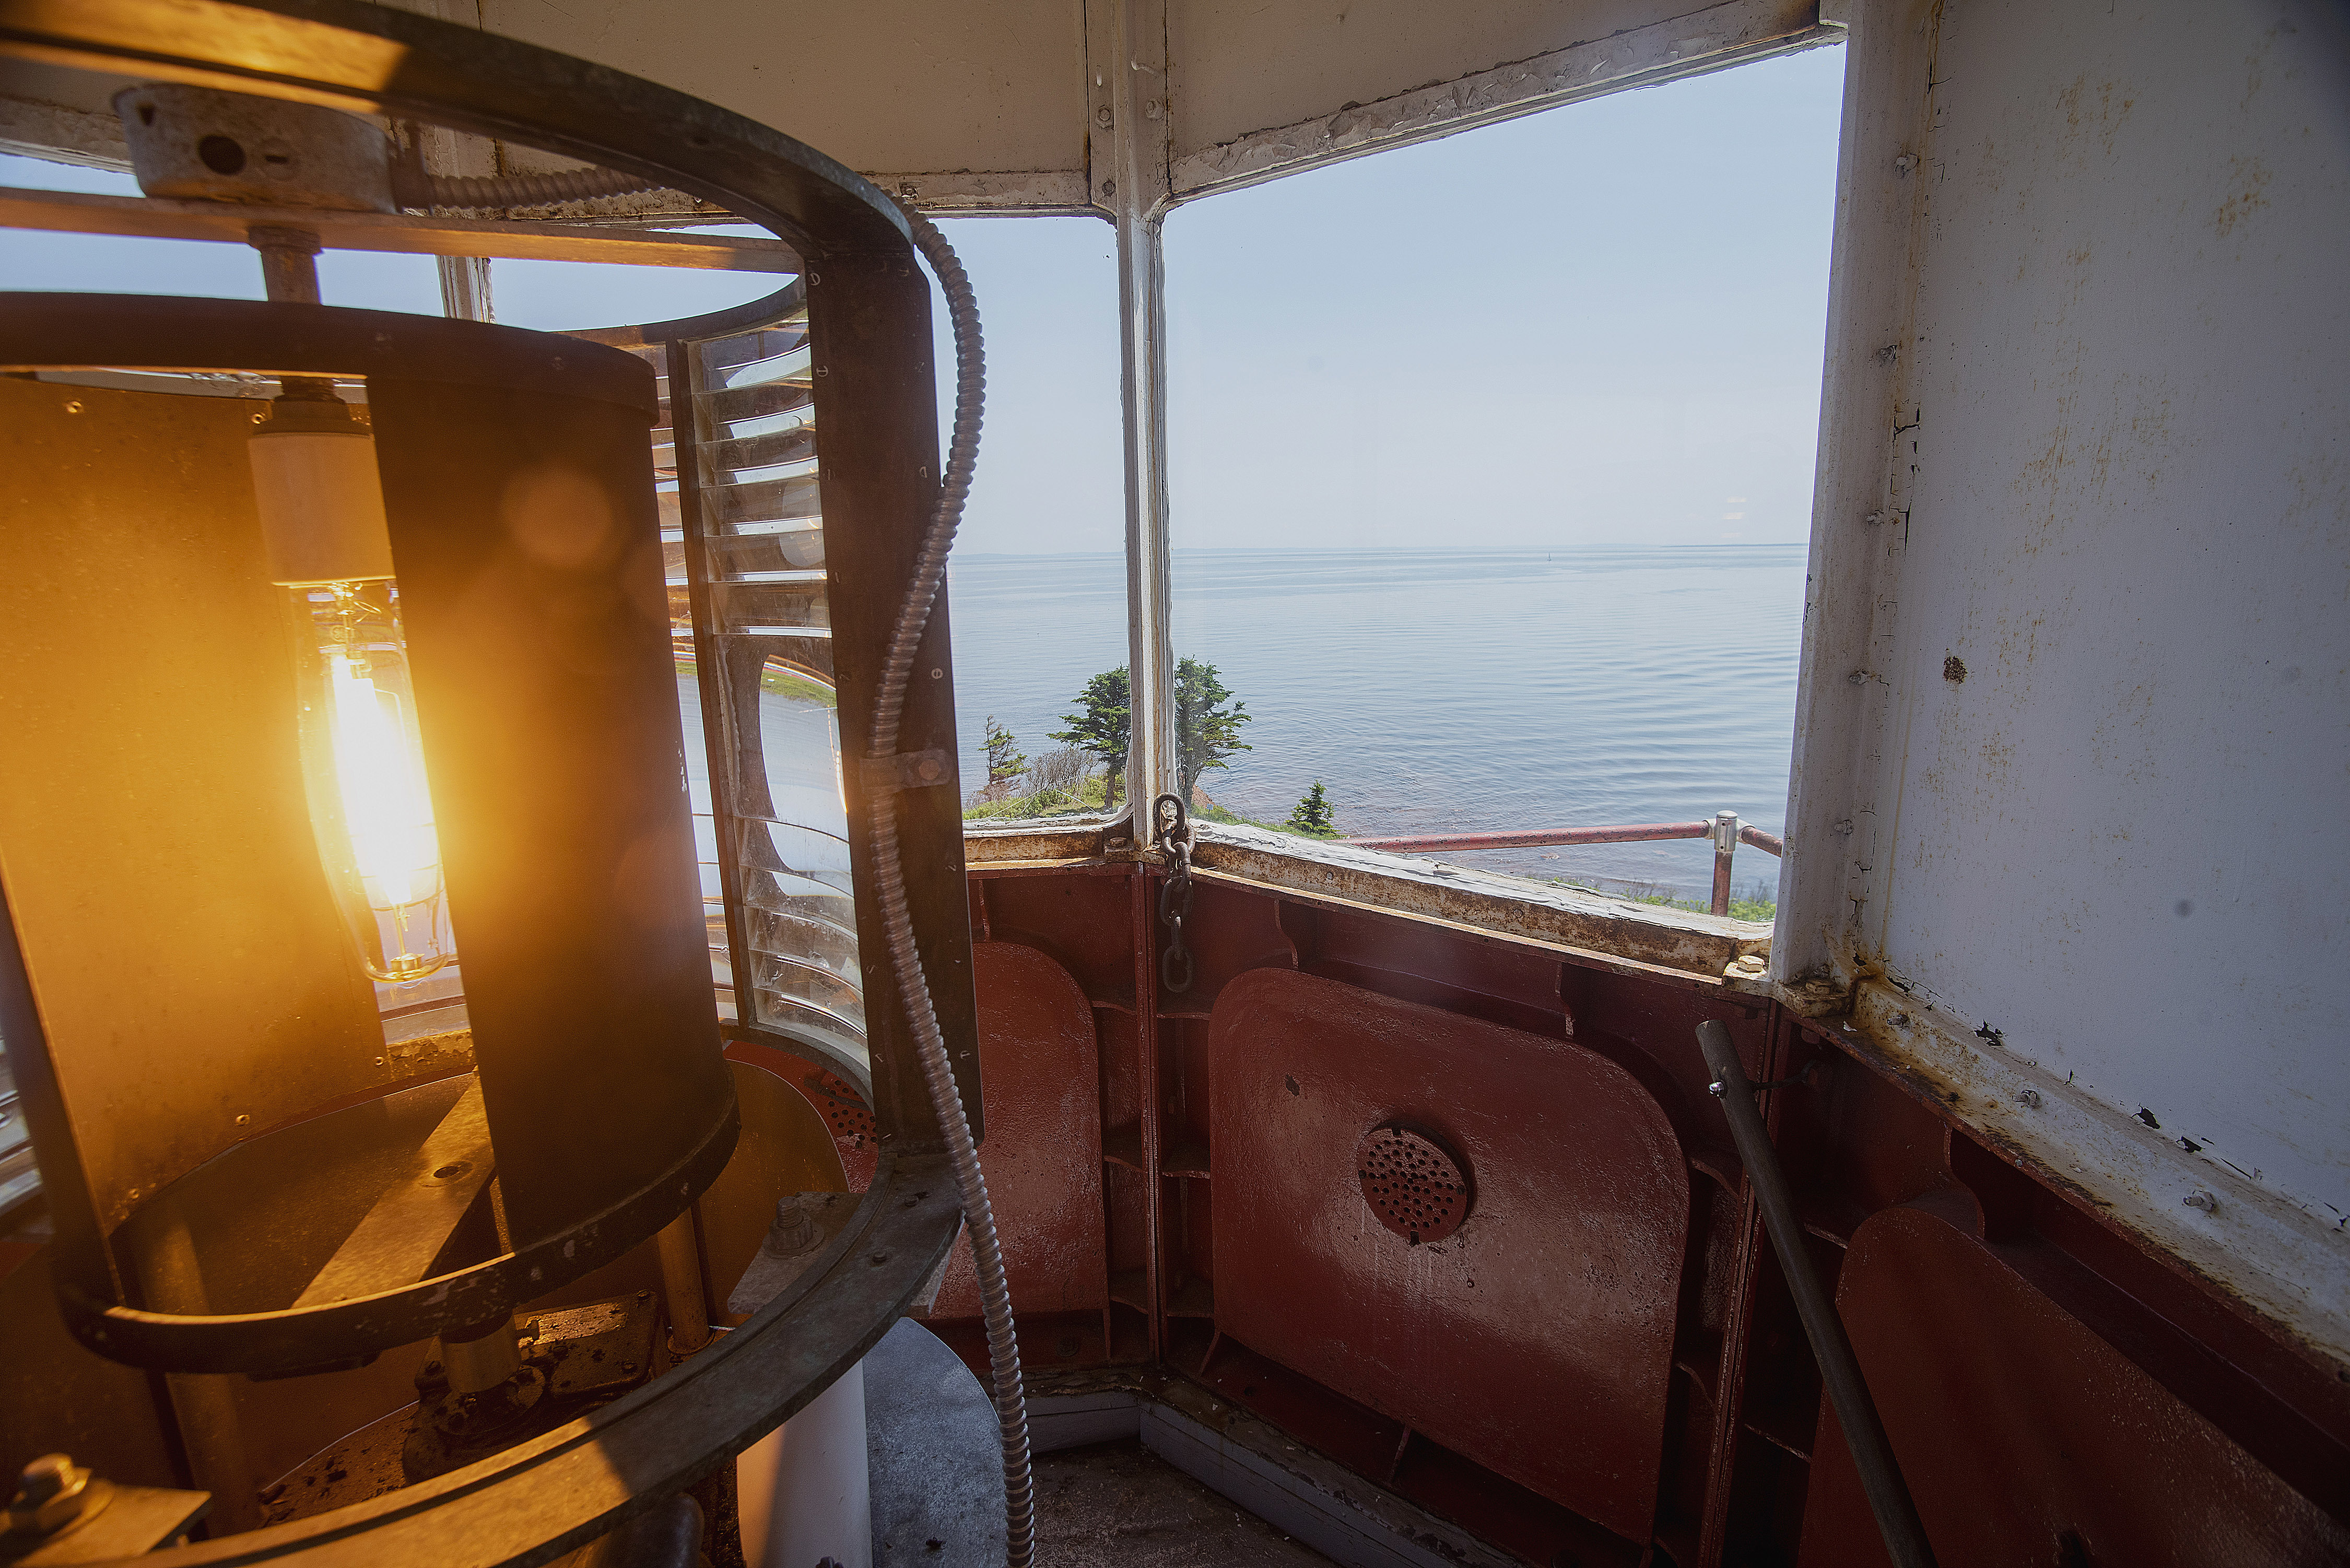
[[1786, 0, 2350, 1243]]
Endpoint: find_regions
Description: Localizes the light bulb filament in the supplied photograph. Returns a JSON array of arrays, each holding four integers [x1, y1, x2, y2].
[[296, 581, 453, 983]]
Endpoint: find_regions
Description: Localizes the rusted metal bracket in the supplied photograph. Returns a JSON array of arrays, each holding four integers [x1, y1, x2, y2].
[[859, 749, 951, 794]]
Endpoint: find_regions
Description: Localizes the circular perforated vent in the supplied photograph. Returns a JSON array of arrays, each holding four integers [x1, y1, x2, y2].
[[1355, 1122, 1472, 1245], [803, 1068, 876, 1146]]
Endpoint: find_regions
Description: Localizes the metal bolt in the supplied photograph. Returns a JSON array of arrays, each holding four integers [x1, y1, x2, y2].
[[63, 400, 82, 414], [1866, 510, 1887, 525], [2017, 1088, 2042, 1109], [234, 1114, 250, 1126], [2185, 1189, 2218, 1213], [929, 668, 943, 679], [1894, 152, 1918, 175], [18, 1455, 74, 1506], [1706, 1080, 1726, 1098], [813, 364, 827, 377], [1095, 105, 1113, 127], [1847, 669, 1869, 685]]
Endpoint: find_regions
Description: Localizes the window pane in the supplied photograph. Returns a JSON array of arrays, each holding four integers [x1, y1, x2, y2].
[[932, 218, 1130, 828], [1164, 49, 1846, 914]]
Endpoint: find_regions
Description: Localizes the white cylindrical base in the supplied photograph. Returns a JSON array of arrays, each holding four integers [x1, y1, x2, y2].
[[737, 1359, 872, 1568], [249, 429, 393, 585]]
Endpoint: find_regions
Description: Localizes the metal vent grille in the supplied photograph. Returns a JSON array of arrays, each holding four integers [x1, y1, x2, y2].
[[802, 1067, 875, 1146], [1355, 1122, 1472, 1245]]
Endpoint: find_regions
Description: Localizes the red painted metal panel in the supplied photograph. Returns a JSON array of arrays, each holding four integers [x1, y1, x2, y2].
[[1799, 1206, 2349, 1566], [725, 1039, 878, 1191], [1208, 968, 1689, 1542], [930, 940, 1108, 1319]]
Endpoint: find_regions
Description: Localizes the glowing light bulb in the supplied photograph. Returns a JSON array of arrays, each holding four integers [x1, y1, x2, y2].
[[253, 387, 454, 983], [296, 581, 451, 980]]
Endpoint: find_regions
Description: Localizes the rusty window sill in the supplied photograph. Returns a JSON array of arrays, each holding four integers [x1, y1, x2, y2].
[[961, 816, 1769, 980]]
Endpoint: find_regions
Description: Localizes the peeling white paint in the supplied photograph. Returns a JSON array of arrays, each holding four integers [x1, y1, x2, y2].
[[1784, 0, 2350, 1359]]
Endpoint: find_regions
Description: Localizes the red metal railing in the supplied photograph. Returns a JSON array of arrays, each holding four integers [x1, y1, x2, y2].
[[1343, 811, 1784, 918]]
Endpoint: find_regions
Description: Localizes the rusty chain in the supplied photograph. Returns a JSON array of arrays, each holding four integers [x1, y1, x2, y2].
[[1153, 793, 1195, 994]]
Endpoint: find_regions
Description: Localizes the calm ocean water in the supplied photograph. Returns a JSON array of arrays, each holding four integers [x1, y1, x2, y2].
[[946, 546, 1809, 902]]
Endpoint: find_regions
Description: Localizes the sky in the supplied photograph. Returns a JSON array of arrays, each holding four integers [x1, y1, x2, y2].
[[1, 41, 1846, 552]]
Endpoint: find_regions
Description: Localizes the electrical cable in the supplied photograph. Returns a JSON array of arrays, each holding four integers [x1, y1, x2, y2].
[[867, 201, 1035, 1566]]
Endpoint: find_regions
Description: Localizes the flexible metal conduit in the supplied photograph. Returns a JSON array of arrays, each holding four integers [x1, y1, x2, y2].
[[868, 203, 1036, 1565], [394, 165, 675, 210]]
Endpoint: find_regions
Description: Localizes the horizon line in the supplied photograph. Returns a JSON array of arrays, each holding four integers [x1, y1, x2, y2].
[[948, 540, 1811, 558]]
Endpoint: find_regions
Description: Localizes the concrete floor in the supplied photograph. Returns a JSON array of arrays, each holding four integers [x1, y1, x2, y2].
[[866, 1321, 1329, 1567], [1032, 1440, 1333, 1567]]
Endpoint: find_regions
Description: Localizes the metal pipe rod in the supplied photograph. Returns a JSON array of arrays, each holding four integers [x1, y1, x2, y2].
[[1343, 821, 1712, 853], [655, 1211, 713, 1354], [247, 222, 321, 303], [1738, 823, 1785, 857], [1694, 1020, 1938, 1568], [1711, 811, 1738, 916]]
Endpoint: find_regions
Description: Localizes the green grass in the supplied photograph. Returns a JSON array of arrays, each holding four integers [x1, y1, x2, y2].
[[964, 774, 1113, 821], [673, 657, 839, 710], [1551, 877, 1776, 923], [758, 668, 838, 708]]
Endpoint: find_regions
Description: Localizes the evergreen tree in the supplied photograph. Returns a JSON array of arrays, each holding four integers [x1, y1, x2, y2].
[[981, 715, 1026, 787], [1176, 657, 1252, 800], [1050, 667, 1131, 808], [1286, 780, 1338, 838], [1049, 659, 1254, 809]]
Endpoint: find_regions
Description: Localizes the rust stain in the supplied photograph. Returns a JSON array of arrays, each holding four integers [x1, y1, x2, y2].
[[2214, 156, 2272, 238], [2055, 75, 2136, 159]]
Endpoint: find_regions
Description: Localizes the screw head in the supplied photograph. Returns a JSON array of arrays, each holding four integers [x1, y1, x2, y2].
[[1095, 105, 1113, 127]]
